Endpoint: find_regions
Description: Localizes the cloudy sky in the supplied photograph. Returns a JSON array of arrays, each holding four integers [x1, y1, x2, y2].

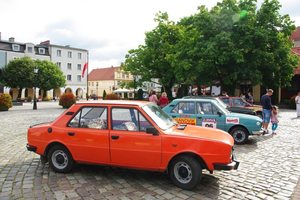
[[1, 0, 299, 72]]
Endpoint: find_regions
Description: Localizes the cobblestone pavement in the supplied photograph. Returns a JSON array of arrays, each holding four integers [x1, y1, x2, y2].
[[0, 102, 300, 200]]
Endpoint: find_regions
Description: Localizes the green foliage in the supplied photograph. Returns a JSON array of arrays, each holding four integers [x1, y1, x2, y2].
[[120, 82, 126, 89], [35, 60, 66, 97], [124, 11, 182, 98], [183, 85, 189, 96], [138, 89, 143, 100], [0, 93, 13, 109], [103, 90, 107, 100], [124, 92, 128, 100], [1, 56, 35, 98], [59, 93, 76, 107], [104, 93, 119, 100], [176, 0, 298, 93]]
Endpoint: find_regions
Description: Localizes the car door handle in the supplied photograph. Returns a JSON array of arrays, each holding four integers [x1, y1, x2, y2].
[[68, 132, 75, 136], [111, 135, 119, 140]]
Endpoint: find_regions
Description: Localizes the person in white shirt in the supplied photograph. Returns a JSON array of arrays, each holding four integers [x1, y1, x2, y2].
[[295, 92, 300, 117]]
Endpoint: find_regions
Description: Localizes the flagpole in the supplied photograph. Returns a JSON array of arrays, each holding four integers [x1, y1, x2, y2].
[[86, 51, 89, 100]]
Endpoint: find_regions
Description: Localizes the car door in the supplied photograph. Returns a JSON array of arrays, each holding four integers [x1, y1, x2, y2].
[[196, 102, 226, 130], [65, 106, 110, 163], [109, 107, 161, 167], [168, 101, 197, 125]]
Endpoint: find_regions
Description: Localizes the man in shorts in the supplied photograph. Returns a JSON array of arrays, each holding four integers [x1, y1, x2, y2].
[[260, 89, 274, 134]]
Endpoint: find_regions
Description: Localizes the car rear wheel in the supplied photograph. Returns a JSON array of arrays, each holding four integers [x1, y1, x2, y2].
[[48, 145, 74, 173], [169, 155, 202, 190], [230, 127, 249, 145]]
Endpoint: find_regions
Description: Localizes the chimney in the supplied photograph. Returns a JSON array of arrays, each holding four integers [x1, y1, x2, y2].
[[40, 40, 50, 45], [111, 65, 113, 68], [9, 37, 15, 42]]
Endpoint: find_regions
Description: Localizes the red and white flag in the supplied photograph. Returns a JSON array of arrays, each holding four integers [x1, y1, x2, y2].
[[82, 62, 88, 78]]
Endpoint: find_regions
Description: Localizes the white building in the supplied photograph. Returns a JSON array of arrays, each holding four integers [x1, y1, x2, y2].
[[0, 35, 88, 99]]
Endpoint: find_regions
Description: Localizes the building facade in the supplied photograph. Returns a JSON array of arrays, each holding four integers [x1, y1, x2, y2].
[[0, 35, 88, 99]]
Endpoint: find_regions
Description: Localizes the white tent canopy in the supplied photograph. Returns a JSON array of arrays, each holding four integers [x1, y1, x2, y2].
[[113, 88, 133, 93]]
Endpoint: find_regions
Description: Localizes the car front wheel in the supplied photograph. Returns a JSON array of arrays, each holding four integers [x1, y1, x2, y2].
[[230, 127, 249, 145], [169, 155, 202, 190], [48, 145, 74, 173]]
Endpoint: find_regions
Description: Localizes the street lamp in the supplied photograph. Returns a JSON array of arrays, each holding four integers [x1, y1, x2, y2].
[[33, 66, 38, 110], [133, 73, 137, 100]]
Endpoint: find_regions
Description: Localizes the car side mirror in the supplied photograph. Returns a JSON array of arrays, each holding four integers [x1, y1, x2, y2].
[[217, 111, 222, 117], [146, 127, 159, 136]]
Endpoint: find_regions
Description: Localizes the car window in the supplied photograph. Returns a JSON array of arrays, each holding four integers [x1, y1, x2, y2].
[[171, 102, 195, 114], [196, 102, 218, 115], [220, 98, 230, 106], [68, 107, 107, 129], [233, 98, 247, 106], [111, 108, 151, 132]]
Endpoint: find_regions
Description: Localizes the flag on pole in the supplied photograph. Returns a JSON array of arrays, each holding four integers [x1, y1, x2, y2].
[[82, 62, 88, 78]]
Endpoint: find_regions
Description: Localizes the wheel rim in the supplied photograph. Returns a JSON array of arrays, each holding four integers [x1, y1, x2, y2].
[[174, 161, 192, 184], [51, 150, 68, 169], [233, 130, 246, 143]]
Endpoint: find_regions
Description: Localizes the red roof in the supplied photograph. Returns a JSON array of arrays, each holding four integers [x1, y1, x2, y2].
[[88, 66, 120, 81], [291, 27, 300, 41]]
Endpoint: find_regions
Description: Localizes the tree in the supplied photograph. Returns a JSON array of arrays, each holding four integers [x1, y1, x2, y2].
[[177, 0, 299, 94], [35, 59, 66, 98], [123, 12, 183, 98], [1, 56, 35, 98]]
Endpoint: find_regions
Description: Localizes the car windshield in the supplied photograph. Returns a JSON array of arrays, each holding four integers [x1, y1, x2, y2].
[[142, 103, 177, 130], [213, 100, 230, 115]]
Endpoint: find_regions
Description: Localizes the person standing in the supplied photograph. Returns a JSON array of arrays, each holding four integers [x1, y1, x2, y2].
[[247, 92, 254, 105], [261, 89, 274, 135], [149, 90, 158, 105], [271, 106, 279, 135], [295, 92, 300, 117], [158, 92, 169, 108]]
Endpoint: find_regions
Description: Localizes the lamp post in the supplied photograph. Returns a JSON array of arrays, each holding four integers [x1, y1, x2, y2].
[[133, 73, 137, 100], [33, 66, 38, 110]]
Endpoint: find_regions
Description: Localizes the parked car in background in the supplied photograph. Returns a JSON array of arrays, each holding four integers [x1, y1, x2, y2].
[[218, 96, 263, 118], [163, 98, 263, 144], [27, 100, 239, 190], [183, 96, 257, 116]]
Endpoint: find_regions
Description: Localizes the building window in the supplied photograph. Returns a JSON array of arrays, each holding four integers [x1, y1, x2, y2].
[[89, 82, 91, 86], [67, 63, 72, 70], [117, 81, 120, 86], [287, 81, 299, 92], [12, 44, 20, 51], [39, 48, 45, 54], [57, 50, 62, 57], [122, 74, 125, 78], [68, 51, 72, 58], [56, 62, 61, 68], [92, 82, 94, 86], [126, 74, 129, 79], [78, 53, 82, 59], [77, 64, 81, 70], [27, 47, 33, 53], [67, 75, 72, 81], [77, 75, 81, 82]]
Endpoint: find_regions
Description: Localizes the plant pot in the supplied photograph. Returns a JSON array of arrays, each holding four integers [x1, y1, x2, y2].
[[0, 107, 9, 111]]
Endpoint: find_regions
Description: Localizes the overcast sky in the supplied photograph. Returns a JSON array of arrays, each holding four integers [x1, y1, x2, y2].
[[1, 0, 299, 72]]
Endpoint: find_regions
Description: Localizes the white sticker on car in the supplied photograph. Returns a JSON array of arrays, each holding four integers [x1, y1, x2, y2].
[[202, 118, 217, 128], [226, 117, 239, 124]]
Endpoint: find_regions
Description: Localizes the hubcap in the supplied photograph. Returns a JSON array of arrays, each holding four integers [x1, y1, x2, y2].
[[233, 130, 245, 142], [52, 150, 68, 169], [174, 161, 192, 184]]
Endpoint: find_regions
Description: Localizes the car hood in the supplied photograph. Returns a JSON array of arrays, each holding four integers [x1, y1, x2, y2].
[[167, 125, 234, 145], [227, 112, 262, 121]]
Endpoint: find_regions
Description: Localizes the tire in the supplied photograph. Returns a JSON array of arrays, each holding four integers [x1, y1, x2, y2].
[[169, 155, 202, 190], [48, 145, 74, 173], [230, 127, 249, 145]]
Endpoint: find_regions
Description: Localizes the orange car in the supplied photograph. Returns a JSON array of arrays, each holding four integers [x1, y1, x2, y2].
[[27, 100, 239, 190]]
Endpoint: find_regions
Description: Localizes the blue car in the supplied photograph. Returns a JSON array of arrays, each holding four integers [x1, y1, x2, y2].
[[163, 98, 263, 144]]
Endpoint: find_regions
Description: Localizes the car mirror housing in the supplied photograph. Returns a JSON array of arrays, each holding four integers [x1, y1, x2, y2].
[[146, 127, 159, 136]]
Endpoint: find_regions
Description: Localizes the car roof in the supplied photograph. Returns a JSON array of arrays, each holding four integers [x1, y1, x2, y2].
[[75, 100, 149, 107], [173, 98, 217, 102], [183, 96, 218, 99]]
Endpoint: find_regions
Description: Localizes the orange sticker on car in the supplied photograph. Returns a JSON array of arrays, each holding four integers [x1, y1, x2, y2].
[[175, 118, 197, 125]]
